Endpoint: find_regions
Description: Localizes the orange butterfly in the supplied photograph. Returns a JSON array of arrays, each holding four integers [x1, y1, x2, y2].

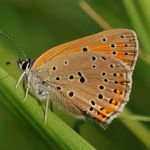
[[16, 29, 138, 126]]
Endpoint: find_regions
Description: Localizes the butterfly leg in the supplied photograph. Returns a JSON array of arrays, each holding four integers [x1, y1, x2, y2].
[[44, 94, 50, 125], [23, 87, 30, 102], [16, 71, 26, 89]]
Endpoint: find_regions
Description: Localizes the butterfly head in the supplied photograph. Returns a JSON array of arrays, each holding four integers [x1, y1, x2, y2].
[[17, 58, 33, 72], [16, 57, 35, 89]]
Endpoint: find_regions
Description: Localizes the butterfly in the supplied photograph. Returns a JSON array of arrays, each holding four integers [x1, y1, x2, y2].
[[16, 29, 138, 127]]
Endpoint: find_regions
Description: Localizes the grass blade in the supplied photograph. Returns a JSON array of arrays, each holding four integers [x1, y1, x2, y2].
[[0, 67, 95, 150]]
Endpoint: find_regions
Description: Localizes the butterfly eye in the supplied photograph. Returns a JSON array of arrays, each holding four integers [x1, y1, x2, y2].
[[19, 60, 30, 71], [22, 62, 28, 70]]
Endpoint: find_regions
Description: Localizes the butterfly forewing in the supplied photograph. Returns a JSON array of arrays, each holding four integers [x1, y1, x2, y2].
[[33, 29, 138, 71]]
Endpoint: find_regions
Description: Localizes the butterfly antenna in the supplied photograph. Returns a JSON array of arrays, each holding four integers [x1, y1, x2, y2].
[[0, 31, 27, 59]]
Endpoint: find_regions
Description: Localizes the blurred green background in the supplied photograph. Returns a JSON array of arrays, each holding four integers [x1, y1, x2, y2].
[[0, 0, 150, 150]]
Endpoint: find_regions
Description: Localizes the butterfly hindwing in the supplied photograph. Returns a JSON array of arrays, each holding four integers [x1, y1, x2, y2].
[[35, 52, 131, 125]]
